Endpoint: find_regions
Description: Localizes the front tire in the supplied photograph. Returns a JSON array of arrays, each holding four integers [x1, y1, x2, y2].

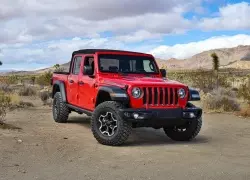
[[164, 117, 202, 141], [91, 101, 132, 146], [52, 92, 69, 123]]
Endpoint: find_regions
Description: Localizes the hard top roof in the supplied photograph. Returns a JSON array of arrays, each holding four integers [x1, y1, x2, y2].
[[72, 49, 151, 56]]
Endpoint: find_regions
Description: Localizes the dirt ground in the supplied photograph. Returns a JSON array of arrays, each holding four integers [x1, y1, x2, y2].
[[1, 98, 250, 180]]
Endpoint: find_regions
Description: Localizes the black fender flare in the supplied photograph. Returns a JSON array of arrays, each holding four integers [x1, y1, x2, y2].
[[188, 88, 200, 101], [96, 86, 129, 106], [52, 80, 67, 103]]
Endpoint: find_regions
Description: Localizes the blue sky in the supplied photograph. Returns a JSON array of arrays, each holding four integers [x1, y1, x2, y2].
[[0, 0, 250, 71]]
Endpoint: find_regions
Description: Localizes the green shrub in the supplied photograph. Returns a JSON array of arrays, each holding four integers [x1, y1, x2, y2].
[[168, 70, 230, 92], [36, 71, 53, 86], [237, 83, 250, 103]]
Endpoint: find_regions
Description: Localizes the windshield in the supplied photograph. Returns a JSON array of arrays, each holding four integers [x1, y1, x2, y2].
[[98, 54, 159, 74]]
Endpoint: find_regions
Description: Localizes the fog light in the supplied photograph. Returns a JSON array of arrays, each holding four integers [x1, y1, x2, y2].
[[133, 113, 139, 119], [189, 112, 195, 118]]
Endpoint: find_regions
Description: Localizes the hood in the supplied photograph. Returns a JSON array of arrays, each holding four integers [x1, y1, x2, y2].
[[100, 75, 187, 88]]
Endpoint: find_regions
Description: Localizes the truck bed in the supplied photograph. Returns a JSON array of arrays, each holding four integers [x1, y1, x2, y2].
[[52, 72, 69, 84], [53, 72, 70, 75]]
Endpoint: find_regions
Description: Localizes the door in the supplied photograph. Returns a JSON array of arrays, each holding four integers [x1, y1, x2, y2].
[[78, 55, 98, 111], [67, 56, 82, 106]]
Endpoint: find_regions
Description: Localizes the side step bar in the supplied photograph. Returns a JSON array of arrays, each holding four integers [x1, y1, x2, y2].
[[67, 104, 93, 116]]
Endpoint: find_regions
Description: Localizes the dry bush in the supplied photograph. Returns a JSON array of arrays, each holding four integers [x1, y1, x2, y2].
[[8, 93, 34, 110], [0, 90, 35, 124], [237, 105, 250, 117], [18, 86, 37, 96], [40, 91, 50, 105], [9, 93, 21, 105], [237, 83, 250, 103], [202, 88, 240, 112], [0, 91, 11, 123], [0, 84, 13, 93], [19, 101, 34, 107]]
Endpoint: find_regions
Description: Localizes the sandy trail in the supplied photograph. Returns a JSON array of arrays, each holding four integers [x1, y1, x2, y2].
[[1, 100, 250, 180]]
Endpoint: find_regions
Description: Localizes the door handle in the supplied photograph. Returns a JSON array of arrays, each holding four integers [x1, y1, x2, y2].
[[69, 80, 74, 83], [78, 81, 84, 85]]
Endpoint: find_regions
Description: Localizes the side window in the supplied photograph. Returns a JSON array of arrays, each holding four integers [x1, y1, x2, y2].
[[72, 56, 82, 75], [84, 57, 95, 75]]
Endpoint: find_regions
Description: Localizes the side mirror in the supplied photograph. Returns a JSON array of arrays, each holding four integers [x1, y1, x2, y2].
[[160, 69, 166, 77], [83, 66, 93, 75]]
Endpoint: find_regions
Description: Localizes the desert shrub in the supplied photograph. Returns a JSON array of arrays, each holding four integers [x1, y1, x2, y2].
[[18, 86, 37, 96], [237, 83, 250, 103], [237, 105, 250, 117], [40, 91, 50, 105], [19, 101, 34, 107], [168, 70, 230, 92], [202, 87, 240, 112], [7, 75, 18, 84], [36, 71, 53, 86], [0, 84, 13, 93], [9, 93, 21, 105], [0, 91, 11, 123], [31, 76, 36, 85]]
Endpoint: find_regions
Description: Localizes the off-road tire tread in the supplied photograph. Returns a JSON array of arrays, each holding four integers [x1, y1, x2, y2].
[[53, 92, 69, 123], [91, 101, 132, 146], [164, 117, 202, 141]]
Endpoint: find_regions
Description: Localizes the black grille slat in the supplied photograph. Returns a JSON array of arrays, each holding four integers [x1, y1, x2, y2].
[[165, 88, 168, 104], [175, 88, 178, 105], [160, 88, 163, 104], [170, 88, 173, 104], [148, 87, 152, 104], [154, 87, 158, 104], [143, 88, 147, 104]]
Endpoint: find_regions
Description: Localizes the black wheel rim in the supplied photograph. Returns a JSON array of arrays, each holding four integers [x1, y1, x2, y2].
[[98, 111, 118, 137]]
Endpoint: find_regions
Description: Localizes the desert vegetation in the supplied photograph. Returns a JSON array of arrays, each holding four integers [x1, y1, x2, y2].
[[1, 52, 250, 128], [166, 53, 250, 116], [0, 71, 53, 128]]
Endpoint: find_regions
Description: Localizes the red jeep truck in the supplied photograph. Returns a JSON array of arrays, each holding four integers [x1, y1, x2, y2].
[[51, 49, 202, 146]]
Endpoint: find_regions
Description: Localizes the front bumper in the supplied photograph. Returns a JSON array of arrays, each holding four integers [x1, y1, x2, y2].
[[119, 107, 202, 127]]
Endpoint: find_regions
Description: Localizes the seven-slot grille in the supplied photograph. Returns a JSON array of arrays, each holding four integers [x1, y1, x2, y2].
[[142, 87, 179, 106]]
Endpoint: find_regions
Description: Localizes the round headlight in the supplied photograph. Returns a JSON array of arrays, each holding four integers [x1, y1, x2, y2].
[[178, 88, 186, 98], [132, 87, 142, 99]]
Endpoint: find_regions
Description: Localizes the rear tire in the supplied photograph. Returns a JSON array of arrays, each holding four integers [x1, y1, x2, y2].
[[163, 117, 202, 141], [52, 92, 69, 123], [91, 101, 132, 146]]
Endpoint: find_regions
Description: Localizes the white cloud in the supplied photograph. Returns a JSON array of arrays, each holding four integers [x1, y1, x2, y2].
[[149, 34, 250, 59], [0, 0, 202, 45], [199, 2, 250, 30], [0, 37, 128, 66], [2, 34, 250, 70]]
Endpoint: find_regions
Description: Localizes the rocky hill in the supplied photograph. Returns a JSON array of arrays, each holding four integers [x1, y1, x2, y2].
[[162, 45, 250, 70]]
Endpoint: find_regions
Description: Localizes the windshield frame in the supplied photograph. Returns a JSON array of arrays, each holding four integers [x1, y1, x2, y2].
[[97, 53, 160, 75]]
